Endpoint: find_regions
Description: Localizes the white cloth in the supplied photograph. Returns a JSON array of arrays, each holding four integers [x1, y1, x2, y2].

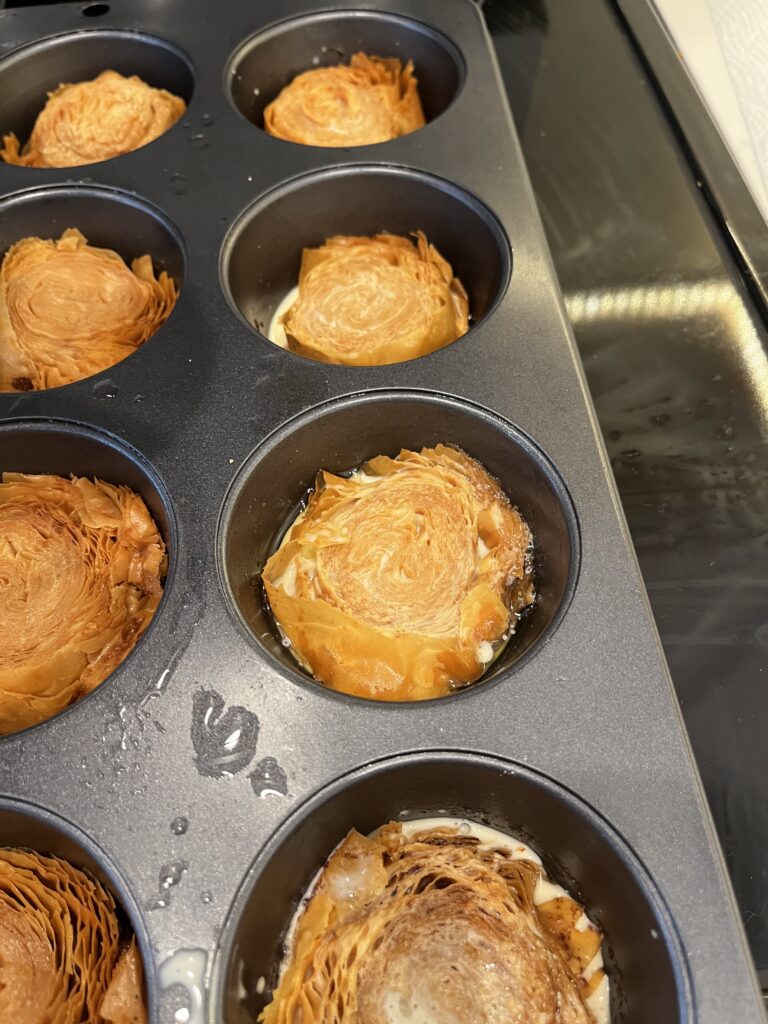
[[654, 0, 768, 223]]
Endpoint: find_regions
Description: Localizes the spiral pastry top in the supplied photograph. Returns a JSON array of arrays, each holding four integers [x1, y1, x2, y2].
[[0, 472, 166, 736], [0, 848, 146, 1024], [1, 70, 185, 168], [263, 52, 425, 147], [262, 445, 533, 701], [0, 228, 177, 392], [261, 821, 608, 1024], [278, 232, 469, 365]]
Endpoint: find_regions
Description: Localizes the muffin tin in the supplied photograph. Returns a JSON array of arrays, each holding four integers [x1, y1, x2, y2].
[[0, 1, 762, 1022]]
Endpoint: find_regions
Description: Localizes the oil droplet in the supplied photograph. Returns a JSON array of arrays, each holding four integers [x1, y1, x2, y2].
[[191, 689, 259, 778], [621, 448, 641, 459], [201, 890, 212, 904], [458, 821, 471, 835], [248, 756, 288, 797], [717, 423, 735, 440], [171, 816, 189, 836], [160, 860, 189, 889], [169, 172, 187, 196], [92, 378, 118, 399], [200, 112, 214, 126], [187, 133, 210, 150]]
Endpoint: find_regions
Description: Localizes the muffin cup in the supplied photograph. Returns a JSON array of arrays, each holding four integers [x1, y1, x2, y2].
[[218, 390, 578, 698], [213, 751, 692, 1024]]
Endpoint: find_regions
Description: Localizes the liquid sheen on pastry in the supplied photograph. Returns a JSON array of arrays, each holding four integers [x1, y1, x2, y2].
[[260, 820, 609, 1024], [262, 445, 534, 700], [0, 848, 147, 1024], [271, 232, 469, 366], [1, 70, 185, 168], [0, 472, 166, 735], [0, 228, 177, 392], [264, 52, 425, 147]]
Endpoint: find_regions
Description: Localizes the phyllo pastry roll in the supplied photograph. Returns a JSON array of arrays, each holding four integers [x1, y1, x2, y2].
[[262, 821, 609, 1024], [1, 70, 185, 168], [0, 228, 177, 392], [0, 472, 166, 735], [278, 231, 468, 365], [262, 444, 534, 701], [264, 52, 424, 147], [0, 848, 147, 1024]]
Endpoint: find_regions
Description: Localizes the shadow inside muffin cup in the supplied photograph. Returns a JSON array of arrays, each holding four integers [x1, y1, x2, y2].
[[0, 418, 176, 737], [226, 10, 464, 138], [213, 751, 692, 1024], [0, 795, 156, 1019], [0, 29, 194, 161], [217, 390, 578, 700], [0, 185, 184, 393], [221, 165, 511, 364]]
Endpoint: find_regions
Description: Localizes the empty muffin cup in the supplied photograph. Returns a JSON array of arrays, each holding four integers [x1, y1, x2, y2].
[[218, 390, 578, 699], [0, 418, 176, 737], [226, 10, 464, 140], [213, 751, 692, 1024], [0, 29, 194, 166], [221, 165, 510, 364]]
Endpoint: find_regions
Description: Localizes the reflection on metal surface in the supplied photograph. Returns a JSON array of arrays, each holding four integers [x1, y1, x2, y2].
[[565, 280, 768, 434], [486, 0, 768, 970]]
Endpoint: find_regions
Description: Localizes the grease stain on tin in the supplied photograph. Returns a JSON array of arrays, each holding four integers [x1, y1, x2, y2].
[[248, 755, 288, 798], [159, 948, 207, 1024], [191, 688, 259, 778]]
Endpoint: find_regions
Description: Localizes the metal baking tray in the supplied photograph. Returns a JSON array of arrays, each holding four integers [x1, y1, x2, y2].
[[0, 1, 761, 1021]]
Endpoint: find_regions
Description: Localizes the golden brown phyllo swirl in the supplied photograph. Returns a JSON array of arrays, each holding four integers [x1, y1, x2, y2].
[[262, 445, 533, 701], [0, 473, 166, 735], [1, 70, 185, 168], [0, 848, 147, 1024], [0, 228, 177, 392], [261, 822, 608, 1024], [276, 232, 468, 365], [264, 52, 425, 147]]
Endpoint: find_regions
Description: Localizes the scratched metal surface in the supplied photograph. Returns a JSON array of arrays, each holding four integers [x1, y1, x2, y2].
[[484, 0, 768, 983], [0, 0, 763, 1021]]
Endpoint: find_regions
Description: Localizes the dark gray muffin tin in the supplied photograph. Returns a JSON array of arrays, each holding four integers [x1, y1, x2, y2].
[[0, 1, 762, 1021]]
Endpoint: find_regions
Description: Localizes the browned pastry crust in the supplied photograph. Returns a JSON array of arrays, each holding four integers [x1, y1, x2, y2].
[[0, 228, 177, 392], [281, 232, 468, 365], [261, 823, 605, 1024], [1, 70, 185, 168], [264, 52, 425, 147], [0, 849, 147, 1024], [263, 445, 534, 700], [0, 473, 166, 735]]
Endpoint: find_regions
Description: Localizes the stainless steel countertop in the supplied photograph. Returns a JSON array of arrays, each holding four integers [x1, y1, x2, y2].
[[486, 0, 768, 984]]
